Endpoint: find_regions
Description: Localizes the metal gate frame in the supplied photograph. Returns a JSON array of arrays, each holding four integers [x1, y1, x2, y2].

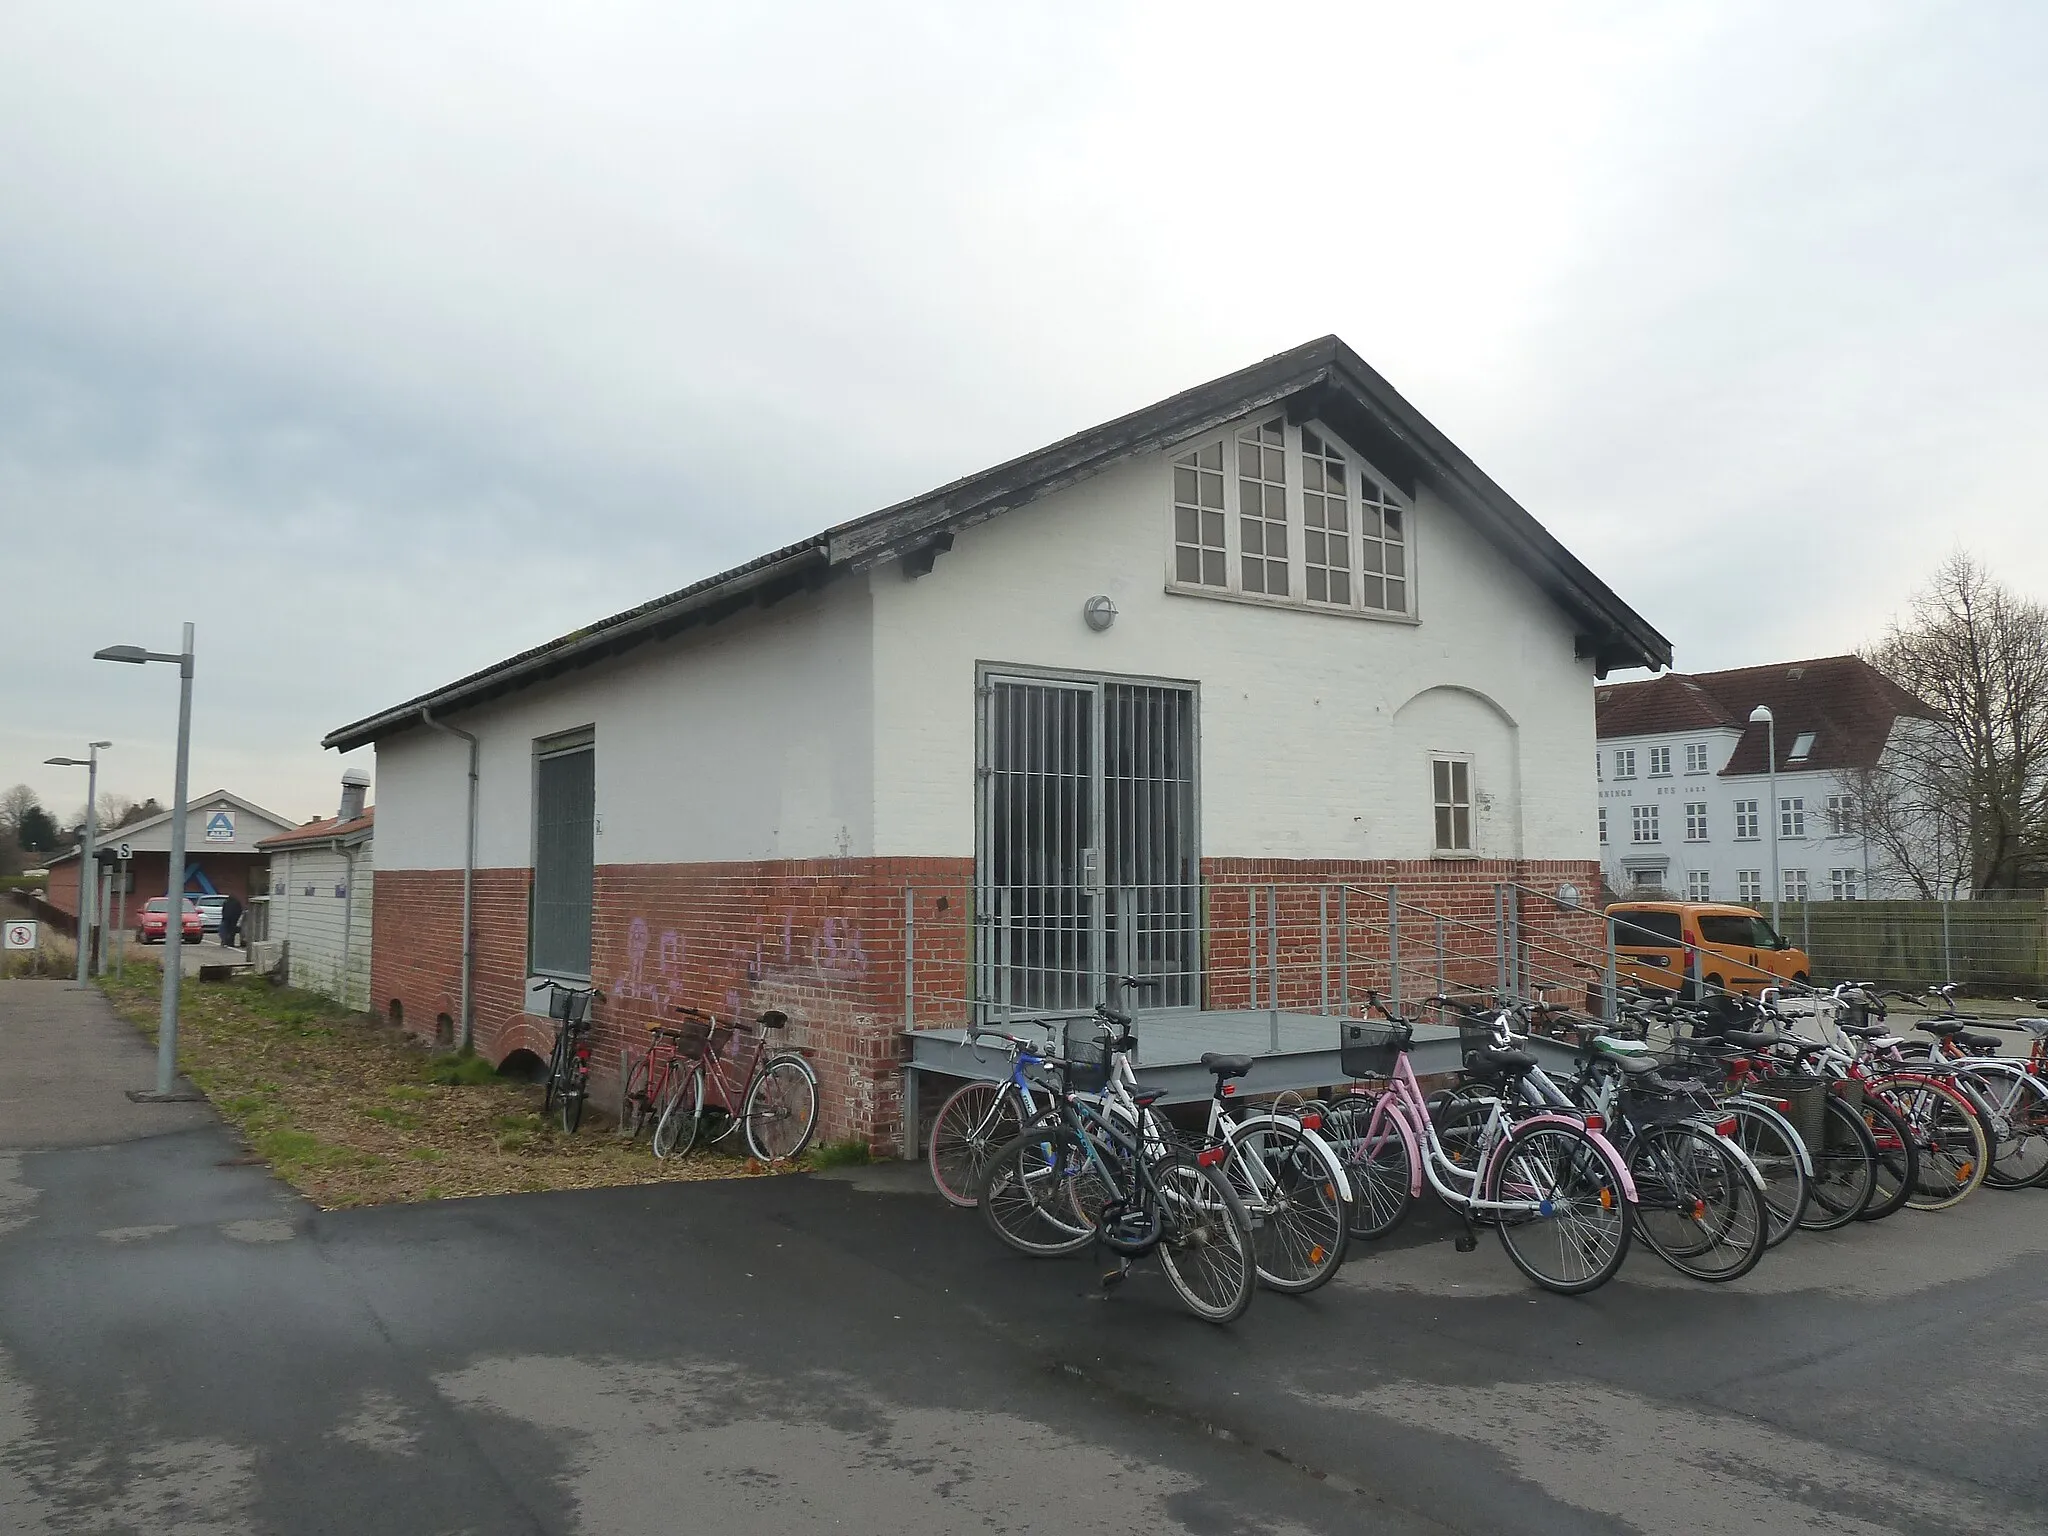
[[973, 662, 1202, 1018]]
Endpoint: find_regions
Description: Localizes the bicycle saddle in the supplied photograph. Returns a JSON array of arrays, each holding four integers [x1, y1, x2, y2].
[[1200, 1052, 1254, 1081], [1924, 1021, 2002, 1051], [1611, 1052, 1662, 1077], [1719, 1028, 1784, 1050], [1468, 1046, 1539, 1077], [1837, 1021, 1888, 1039], [1132, 1088, 1169, 1108]]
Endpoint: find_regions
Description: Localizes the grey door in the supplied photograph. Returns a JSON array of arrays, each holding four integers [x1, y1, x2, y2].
[[977, 673, 1198, 1014]]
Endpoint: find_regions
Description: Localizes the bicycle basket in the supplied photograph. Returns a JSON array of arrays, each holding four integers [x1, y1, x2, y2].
[[1767, 1072, 1828, 1158], [1063, 1018, 1112, 1093], [1340, 1019, 1410, 1078], [1457, 1020, 1508, 1067], [1622, 1078, 1719, 1129], [668, 1019, 713, 1056]]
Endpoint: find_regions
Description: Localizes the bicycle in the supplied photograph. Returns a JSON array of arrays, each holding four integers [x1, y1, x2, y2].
[[650, 1005, 821, 1162], [926, 1021, 1064, 1206], [1888, 984, 2048, 1190], [620, 1019, 700, 1150], [538, 981, 599, 1134], [1321, 994, 1638, 1296], [978, 1009, 1258, 1323]]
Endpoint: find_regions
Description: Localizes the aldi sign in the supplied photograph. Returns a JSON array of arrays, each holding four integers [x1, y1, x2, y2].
[[204, 809, 236, 842]]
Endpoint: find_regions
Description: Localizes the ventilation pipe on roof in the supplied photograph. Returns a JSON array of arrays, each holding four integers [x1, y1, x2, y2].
[[420, 708, 479, 1054], [339, 767, 370, 823]]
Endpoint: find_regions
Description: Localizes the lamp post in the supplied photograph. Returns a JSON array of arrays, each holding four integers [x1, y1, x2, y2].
[[1750, 704, 1781, 931], [96, 624, 197, 1101], [44, 742, 112, 985]]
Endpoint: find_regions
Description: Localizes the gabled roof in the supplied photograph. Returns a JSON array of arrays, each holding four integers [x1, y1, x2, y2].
[[1594, 674, 1737, 737], [1597, 655, 1935, 775], [45, 789, 298, 865], [259, 807, 374, 850], [324, 335, 1671, 752]]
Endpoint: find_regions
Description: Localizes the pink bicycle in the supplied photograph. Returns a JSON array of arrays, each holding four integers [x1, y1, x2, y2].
[[1321, 999, 1639, 1294]]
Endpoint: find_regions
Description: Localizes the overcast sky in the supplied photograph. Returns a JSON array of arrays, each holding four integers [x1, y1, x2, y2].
[[3, 2, 2044, 824]]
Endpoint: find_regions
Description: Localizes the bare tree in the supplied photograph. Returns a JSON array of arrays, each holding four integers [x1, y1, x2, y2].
[[0, 784, 37, 840], [1860, 552, 2048, 894], [95, 792, 137, 830]]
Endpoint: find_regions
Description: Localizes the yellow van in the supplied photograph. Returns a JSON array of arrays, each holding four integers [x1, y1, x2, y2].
[[1604, 901, 1812, 1000]]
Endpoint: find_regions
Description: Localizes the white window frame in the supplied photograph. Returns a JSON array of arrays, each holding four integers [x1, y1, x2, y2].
[[1685, 742, 1710, 774], [1165, 416, 1416, 622], [1631, 803, 1660, 843], [1432, 756, 1474, 855], [1781, 797, 1806, 839], [1733, 799, 1760, 840], [1598, 806, 1608, 844], [1686, 870, 1712, 901], [1824, 793, 1852, 837], [1784, 868, 1810, 902], [1830, 867, 1861, 901], [1614, 749, 1637, 780], [1684, 802, 1708, 842], [1737, 869, 1762, 903], [1648, 746, 1672, 777]]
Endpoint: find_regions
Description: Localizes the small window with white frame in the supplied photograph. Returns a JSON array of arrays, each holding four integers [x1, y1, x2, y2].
[[1172, 442, 1228, 587], [1687, 870, 1712, 901], [1781, 797, 1806, 838], [1733, 799, 1759, 840], [1737, 869, 1762, 902], [1631, 803, 1659, 842], [1598, 806, 1608, 844], [1824, 793, 1853, 837], [1237, 419, 1289, 596], [1830, 867, 1861, 901], [1648, 746, 1672, 777], [1685, 742, 1710, 774], [1432, 758, 1473, 853], [1784, 868, 1810, 902], [1614, 749, 1636, 779], [1684, 802, 1708, 842]]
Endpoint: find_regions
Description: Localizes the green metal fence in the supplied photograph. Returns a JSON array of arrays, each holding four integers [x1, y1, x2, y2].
[[1787, 898, 2048, 992]]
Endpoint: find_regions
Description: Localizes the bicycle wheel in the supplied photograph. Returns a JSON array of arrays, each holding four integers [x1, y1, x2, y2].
[[652, 1065, 705, 1160], [927, 1081, 1026, 1207], [980, 1127, 1098, 1257], [1727, 1098, 1809, 1245], [1486, 1122, 1632, 1295], [559, 1049, 587, 1135], [1330, 1095, 1415, 1240], [1976, 1071, 2048, 1189], [743, 1055, 819, 1162], [1880, 1076, 1988, 1209], [1797, 1097, 1878, 1232], [1153, 1153, 1258, 1324], [541, 1032, 564, 1117], [1855, 1091, 1917, 1221], [1627, 1124, 1768, 1283], [620, 1054, 651, 1140], [1225, 1121, 1346, 1295]]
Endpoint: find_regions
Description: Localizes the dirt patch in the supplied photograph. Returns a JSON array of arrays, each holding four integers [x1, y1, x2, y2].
[[96, 969, 786, 1209]]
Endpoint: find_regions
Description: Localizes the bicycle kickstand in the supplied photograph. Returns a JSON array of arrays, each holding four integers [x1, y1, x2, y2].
[[1454, 1209, 1479, 1253]]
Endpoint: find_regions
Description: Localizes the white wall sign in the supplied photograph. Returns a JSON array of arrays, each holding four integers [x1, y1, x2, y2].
[[3, 921, 38, 951], [204, 809, 236, 842], [117, 842, 132, 861]]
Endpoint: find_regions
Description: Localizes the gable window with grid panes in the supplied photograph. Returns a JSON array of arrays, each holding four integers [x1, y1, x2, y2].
[[1169, 419, 1412, 617]]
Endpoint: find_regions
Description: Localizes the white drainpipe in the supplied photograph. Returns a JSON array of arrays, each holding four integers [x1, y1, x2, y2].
[[420, 707, 480, 1052], [332, 837, 360, 1011]]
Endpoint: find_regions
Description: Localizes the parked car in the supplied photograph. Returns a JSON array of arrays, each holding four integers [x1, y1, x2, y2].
[[139, 897, 204, 944], [1604, 900, 1811, 1000], [193, 894, 228, 934]]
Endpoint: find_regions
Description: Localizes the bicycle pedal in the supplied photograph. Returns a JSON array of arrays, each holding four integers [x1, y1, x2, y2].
[[1100, 1259, 1131, 1291], [1455, 1232, 1478, 1253]]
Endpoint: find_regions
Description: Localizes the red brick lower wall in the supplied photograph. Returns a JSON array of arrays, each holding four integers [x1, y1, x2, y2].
[[373, 855, 1601, 1150], [42, 852, 266, 929]]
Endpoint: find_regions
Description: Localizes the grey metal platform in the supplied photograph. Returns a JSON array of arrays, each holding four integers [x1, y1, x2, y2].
[[898, 1007, 1581, 1158]]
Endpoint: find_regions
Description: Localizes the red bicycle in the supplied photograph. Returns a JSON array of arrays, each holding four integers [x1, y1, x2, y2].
[[650, 1006, 821, 1163], [620, 1022, 696, 1147]]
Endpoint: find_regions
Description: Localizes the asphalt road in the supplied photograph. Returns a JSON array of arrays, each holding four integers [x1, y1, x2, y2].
[[4, 979, 2047, 1535]]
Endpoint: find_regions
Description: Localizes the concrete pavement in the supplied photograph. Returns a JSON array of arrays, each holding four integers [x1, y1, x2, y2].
[[4, 979, 2048, 1534]]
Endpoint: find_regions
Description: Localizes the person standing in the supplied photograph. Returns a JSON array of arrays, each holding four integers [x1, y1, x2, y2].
[[219, 892, 244, 950]]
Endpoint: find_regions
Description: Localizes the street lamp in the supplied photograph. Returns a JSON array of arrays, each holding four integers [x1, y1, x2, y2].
[[96, 623, 197, 1102], [1749, 704, 1781, 931], [44, 741, 112, 986]]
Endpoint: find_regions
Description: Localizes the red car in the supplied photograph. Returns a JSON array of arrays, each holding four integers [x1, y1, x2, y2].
[[139, 897, 204, 944]]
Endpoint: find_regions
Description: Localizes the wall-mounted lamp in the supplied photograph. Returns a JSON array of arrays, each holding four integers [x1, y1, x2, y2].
[[1083, 595, 1118, 632]]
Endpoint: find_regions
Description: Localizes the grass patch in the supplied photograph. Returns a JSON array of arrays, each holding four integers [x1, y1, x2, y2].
[[805, 1137, 873, 1169], [421, 1052, 501, 1087], [92, 970, 777, 1209]]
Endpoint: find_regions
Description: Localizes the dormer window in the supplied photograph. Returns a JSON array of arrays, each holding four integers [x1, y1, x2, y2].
[[1167, 417, 1413, 619]]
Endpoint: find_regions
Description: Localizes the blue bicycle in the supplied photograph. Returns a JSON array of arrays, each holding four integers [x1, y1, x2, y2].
[[926, 1022, 1063, 1206]]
